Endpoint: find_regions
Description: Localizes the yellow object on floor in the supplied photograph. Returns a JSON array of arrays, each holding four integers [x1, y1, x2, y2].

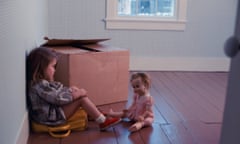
[[31, 108, 88, 138]]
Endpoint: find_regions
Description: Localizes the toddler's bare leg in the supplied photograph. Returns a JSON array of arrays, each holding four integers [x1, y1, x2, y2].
[[128, 117, 153, 132]]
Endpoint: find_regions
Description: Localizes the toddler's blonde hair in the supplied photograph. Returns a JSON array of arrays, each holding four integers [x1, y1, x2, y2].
[[130, 72, 151, 89]]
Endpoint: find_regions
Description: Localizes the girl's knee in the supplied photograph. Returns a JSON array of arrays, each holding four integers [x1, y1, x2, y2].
[[79, 95, 88, 99], [76, 95, 88, 102]]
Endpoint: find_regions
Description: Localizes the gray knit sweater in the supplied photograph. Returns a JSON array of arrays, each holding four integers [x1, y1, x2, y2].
[[28, 80, 73, 126]]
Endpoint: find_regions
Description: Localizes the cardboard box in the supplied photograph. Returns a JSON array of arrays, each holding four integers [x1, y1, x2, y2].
[[42, 38, 129, 105]]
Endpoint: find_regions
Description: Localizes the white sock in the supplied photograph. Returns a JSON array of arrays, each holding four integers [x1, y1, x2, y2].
[[95, 114, 106, 124]]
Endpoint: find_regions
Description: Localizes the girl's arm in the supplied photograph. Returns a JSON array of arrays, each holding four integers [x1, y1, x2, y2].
[[36, 80, 73, 105], [69, 86, 87, 100]]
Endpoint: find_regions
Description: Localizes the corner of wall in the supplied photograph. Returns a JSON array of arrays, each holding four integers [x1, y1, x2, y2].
[[16, 112, 29, 144]]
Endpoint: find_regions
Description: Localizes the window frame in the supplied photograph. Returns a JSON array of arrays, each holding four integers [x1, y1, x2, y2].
[[105, 0, 187, 31]]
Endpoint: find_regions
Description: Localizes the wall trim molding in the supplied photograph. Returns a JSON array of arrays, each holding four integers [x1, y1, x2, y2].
[[16, 112, 29, 144], [130, 56, 230, 72]]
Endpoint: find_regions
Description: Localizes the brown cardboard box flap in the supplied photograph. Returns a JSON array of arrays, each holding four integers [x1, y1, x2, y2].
[[41, 37, 110, 47]]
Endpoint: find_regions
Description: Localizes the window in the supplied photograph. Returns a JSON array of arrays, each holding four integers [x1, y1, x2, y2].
[[105, 0, 187, 30]]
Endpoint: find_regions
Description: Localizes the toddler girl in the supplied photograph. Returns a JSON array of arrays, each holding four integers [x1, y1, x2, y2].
[[27, 47, 121, 131], [106, 72, 154, 132]]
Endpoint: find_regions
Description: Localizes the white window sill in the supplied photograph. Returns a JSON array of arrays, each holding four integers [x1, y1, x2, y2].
[[105, 18, 186, 31]]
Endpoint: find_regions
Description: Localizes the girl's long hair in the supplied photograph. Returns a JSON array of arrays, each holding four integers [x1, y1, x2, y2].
[[26, 47, 58, 86], [26, 47, 58, 114]]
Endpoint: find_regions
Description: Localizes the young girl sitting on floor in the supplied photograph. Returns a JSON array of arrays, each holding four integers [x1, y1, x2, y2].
[[106, 72, 154, 132], [27, 47, 121, 131]]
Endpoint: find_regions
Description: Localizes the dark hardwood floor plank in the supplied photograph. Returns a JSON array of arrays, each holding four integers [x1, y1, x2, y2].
[[27, 71, 228, 144], [27, 132, 60, 144], [61, 130, 89, 144], [206, 72, 228, 89], [181, 72, 225, 112], [204, 72, 227, 110], [161, 72, 221, 123], [183, 120, 221, 144], [140, 123, 171, 144], [161, 121, 197, 144], [189, 72, 227, 111], [150, 84, 182, 124], [149, 72, 197, 122], [173, 72, 224, 122], [152, 104, 168, 124], [85, 122, 118, 144], [113, 121, 145, 144]]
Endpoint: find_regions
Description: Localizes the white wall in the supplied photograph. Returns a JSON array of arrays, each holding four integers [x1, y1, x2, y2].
[[0, 0, 48, 144], [48, 0, 238, 71]]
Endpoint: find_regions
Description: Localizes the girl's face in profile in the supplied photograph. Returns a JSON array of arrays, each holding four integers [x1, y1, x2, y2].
[[44, 58, 57, 81], [131, 77, 147, 96]]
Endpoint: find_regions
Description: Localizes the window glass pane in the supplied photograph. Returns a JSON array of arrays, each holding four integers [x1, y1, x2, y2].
[[118, 0, 175, 17]]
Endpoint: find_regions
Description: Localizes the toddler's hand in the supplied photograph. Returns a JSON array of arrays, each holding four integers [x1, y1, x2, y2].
[[137, 115, 144, 121]]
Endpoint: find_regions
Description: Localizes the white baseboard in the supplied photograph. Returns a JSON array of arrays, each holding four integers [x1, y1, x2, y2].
[[16, 112, 29, 144], [130, 56, 230, 72]]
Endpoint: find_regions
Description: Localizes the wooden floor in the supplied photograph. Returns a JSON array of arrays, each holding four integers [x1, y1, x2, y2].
[[27, 71, 228, 144]]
